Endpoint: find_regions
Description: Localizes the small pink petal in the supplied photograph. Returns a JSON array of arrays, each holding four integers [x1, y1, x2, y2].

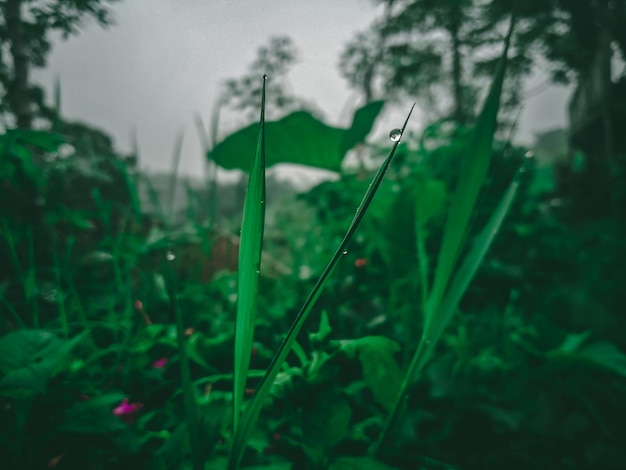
[[152, 357, 168, 369], [113, 398, 143, 417]]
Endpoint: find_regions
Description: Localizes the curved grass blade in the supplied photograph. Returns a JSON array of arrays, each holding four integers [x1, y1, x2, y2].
[[231, 75, 267, 449], [228, 104, 415, 470]]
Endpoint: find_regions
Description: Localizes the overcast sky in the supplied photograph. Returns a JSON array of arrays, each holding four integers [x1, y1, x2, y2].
[[33, 0, 572, 180]]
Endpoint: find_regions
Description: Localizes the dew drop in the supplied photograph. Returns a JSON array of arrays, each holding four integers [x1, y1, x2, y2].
[[389, 128, 402, 142], [342, 249, 348, 255], [263, 74, 269, 80], [524, 150, 534, 158], [166, 250, 176, 261]]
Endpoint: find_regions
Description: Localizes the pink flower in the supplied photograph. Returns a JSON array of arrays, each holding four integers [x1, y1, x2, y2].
[[112, 398, 143, 424], [152, 357, 168, 369]]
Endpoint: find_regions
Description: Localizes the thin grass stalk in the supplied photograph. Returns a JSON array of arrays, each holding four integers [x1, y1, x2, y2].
[[51, 232, 68, 338], [208, 101, 222, 231], [25, 228, 39, 328], [231, 75, 267, 451], [168, 131, 185, 225], [228, 104, 415, 469], [168, 276, 203, 470]]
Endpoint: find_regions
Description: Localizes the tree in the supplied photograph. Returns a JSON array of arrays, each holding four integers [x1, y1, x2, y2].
[[0, 0, 119, 129], [220, 35, 311, 123], [340, 0, 531, 124]]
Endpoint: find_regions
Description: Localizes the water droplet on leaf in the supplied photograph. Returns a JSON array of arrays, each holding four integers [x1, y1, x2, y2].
[[389, 128, 402, 142], [342, 249, 348, 255], [166, 251, 176, 261]]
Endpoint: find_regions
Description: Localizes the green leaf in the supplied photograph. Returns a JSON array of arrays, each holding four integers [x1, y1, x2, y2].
[[341, 337, 403, 413], [58, 392, 128, 433], [7, 129, 64, 153], [309, 310, 332, 344], [558, 330, 592, 353], [208, 101, 384, 172], [303, 392, 352, 455], [230, 76, 267, 469], [574, 341, 626, 378], [340, 100, 386, 155], [0, 330, 87, 394]]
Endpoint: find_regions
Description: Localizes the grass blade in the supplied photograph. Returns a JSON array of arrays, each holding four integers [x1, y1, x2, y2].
[[373, 170, 521, 457], [425, 169, 523, 342], [372, 20, 515, 456], [231, 75, 267, 453], [168, 278, 203, 470], [228, 104, 415, 469], [424, 22, 513, 333]]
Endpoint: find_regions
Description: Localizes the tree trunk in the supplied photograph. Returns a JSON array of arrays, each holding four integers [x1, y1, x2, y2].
[[449, 5, 466, 125], [6, 0, 32, 129]]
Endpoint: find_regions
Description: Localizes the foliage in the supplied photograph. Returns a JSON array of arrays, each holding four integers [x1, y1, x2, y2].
[[0, 0, 120, 128], [2, 9, 626, 470]]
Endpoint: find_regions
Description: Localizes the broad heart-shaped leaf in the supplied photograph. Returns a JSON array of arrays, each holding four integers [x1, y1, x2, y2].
[[208, 101, 384, 172], [0, 330, 87, 394], [340, 337, 403, 413]]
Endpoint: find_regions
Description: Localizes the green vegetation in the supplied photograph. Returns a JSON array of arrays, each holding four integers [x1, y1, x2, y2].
[[1, 1, 626, 469]]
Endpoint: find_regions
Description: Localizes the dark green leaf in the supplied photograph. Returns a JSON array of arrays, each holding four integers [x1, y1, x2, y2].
[[208, 101, 384, 172]]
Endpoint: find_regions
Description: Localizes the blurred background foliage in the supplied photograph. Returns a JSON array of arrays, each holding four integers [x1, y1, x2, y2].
[[0, 0, 626, 469]]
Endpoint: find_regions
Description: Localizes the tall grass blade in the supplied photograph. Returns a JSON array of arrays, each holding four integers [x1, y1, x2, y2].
[[372, 20, 515, 456], [424, 170, 522, 343], [373, 171, 521, 456], [424, 23, 513, 333], [228, 105, 415, 469], [168, 278, 203, 470], [231, 75, 267, 455]]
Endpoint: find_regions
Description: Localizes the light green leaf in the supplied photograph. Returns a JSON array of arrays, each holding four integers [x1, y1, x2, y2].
[[341, 337, 403, 412], [230, 76, 267, 469]]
